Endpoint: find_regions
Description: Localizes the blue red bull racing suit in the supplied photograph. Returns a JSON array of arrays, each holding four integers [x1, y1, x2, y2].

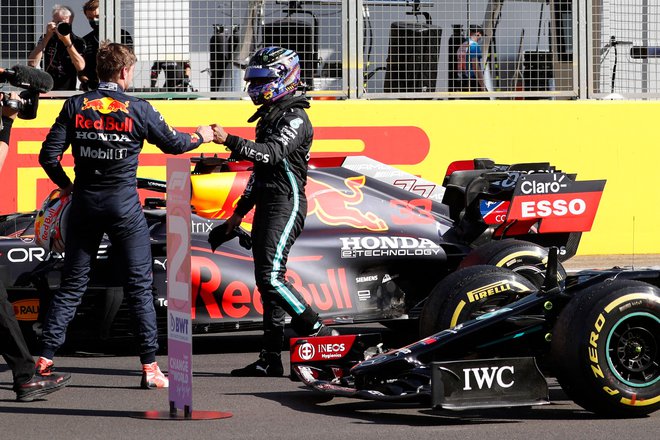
[[38, 82, 205, 363], [225, 95, 322, 353]]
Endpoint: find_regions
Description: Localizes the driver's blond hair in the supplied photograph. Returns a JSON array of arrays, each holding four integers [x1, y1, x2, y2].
[[96, 41, 137, 82]]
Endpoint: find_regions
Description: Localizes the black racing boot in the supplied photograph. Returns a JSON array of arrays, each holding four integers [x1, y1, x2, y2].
[[231, 350, 284, 377]]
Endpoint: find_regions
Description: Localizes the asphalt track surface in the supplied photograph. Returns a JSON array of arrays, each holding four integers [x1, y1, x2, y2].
[[1, 255, 658, 440]]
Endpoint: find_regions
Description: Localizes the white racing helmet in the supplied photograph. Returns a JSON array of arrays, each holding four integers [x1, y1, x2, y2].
[[34, 188, 71, 253]]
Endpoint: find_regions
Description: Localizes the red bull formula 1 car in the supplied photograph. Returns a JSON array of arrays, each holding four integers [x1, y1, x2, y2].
[[0, 155, 652, 350]]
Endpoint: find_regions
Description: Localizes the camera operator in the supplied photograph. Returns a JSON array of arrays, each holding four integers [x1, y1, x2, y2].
[[28, 4, 85, 91], [0, 92, 17, 170], [0, 91, 71, 401]]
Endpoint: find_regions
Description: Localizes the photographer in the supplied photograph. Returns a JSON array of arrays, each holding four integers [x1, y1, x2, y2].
[[0, 91, 71, 401], [28, 4, 85, 91]]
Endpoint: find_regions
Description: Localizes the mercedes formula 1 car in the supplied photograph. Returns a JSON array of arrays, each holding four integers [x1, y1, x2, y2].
[[290, 250, 660, 417], [0, 155, 632, 348]]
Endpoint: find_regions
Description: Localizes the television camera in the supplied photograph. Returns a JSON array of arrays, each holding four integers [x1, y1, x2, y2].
[[1, 64, 54, 122]]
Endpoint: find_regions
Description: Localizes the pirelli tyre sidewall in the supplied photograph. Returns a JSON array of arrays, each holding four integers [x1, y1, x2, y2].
[[419, 265, 536, 337], [551, 280, 660, 417], [458, 239, 566, 289]]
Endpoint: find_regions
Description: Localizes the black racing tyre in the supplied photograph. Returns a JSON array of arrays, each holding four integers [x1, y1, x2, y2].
[[419, 265, 537, 337], [550, 279, 659, 417], [459, 239, 566, 289]]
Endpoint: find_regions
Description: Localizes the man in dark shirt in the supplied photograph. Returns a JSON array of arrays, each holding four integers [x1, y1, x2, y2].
[[79, 0, 134, 91], [28, 4, 86, 91]]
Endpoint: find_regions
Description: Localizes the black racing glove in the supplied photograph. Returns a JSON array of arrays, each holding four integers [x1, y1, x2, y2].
[[208, 222, 252, 252], [235, 227, 252, 250]]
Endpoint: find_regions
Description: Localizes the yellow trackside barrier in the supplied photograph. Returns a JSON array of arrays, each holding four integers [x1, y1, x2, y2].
[[10, 99, 660, 256]]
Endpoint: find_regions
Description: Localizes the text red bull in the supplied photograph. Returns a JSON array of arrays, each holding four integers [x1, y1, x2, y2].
[[75, 114, 133, 132]]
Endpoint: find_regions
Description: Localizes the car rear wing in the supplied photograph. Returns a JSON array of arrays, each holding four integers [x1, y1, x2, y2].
[[506, 173, 606, 234], [442, 158, 606, 236]]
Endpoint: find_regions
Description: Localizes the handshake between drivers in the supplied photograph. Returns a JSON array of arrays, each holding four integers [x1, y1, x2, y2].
[[193, 124, 227, 145]]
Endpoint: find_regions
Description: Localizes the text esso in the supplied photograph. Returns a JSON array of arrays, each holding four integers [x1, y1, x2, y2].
[[520, 198, 586, 218]]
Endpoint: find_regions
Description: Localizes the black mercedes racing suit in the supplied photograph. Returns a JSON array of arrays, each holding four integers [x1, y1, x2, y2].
[[225, 95, 319, 353], [38, 81, 205, 363]]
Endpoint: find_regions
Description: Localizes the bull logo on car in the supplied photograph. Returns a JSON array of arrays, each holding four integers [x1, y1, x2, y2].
[[306, 176, 388, 231]]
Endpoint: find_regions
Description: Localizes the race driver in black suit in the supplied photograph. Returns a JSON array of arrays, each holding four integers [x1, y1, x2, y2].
[[38, 41, 214, 388], [211, 46, 338, 377]]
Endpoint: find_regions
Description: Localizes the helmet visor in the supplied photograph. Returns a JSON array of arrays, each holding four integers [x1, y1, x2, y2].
[[244, 66, 279, 81]]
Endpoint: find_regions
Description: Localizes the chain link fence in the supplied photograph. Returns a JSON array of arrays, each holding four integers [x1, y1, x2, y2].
[[0, 1, 658, 99], [592, 0, 660, 98]]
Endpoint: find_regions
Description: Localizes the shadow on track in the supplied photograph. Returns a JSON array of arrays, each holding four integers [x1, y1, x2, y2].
[[0, 405, 157, 418], [237, 389, 516, 426], [245, 388, 626, 424]]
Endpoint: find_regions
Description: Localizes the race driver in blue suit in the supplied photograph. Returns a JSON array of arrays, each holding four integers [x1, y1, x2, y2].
[[210, 47, 337, 377], [38, 41, 214, 388]]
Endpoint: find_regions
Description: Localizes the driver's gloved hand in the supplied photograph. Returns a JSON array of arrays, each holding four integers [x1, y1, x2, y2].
[[208, 222, 251, 251], [208, 222, 236, 252], [235, 226, 252, 250]]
